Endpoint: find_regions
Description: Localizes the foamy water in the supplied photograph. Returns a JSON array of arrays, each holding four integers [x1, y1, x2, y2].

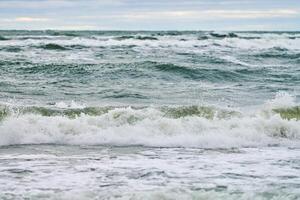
[[0, 30, 300, 199]]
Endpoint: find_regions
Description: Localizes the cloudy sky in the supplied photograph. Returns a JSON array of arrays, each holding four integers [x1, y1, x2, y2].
[[0, 0, 300, 30]]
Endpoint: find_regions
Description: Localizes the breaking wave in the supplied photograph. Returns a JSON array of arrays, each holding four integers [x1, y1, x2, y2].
[[0, 94, 299, 148], [2, 31, 300, 51]]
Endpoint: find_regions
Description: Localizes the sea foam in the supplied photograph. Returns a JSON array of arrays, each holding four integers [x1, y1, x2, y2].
[[0, 95, 299, 148]]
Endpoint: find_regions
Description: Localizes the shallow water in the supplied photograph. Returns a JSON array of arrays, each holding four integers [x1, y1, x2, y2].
[[0, 145, 299, 200], [0, 31, 300, 199]]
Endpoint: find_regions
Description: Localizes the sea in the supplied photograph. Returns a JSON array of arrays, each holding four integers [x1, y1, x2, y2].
[[0, 30, 299, 199]]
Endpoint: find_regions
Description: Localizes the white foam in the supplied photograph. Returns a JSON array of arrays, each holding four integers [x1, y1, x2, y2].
[[264, 91, 296, 109], [0, 106, 299, 148], [220, 55, 254, 67], [54, 101, 86, 109], [2, 34, 300, 51]]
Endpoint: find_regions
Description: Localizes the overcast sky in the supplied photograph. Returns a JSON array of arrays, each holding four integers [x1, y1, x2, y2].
[[0, 0, 300, 30]]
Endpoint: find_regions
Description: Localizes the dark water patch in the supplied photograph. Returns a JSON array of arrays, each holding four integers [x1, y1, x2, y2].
[[228, 33, 239, 38], [151, 62, 245, 81], [5, 169, 33, 174], [125, 45, 138, 48], [176, 52, 194, 56], [0, 35, 9, 40], [268, 73, 299, 82], [15, 36, 57, 40], [288, 36, 300, 39], [152, 63, 202, 79], [254, 51, 300, 60], [89, 62, 154, 80], [198, 36, 209, 40], [212, 43, 222, 47], [18, 63, 96, 76], [203, 32, 264, 40], [66, 44, 88, 49], [61, 32, 80, 37], [113, 35, 158, 41], [114, 36, 135, 41], [155, 31, 188, 36], [234, 68, 269, 76], [40, 43, 68, 50], [45, 30, 79, 37], [271, 47, 289, 52], [107, 44, 137, 50], [210, 32, 238, 39], [104, 92, 149, 99], [239, 36, 261, 39], [136, 36, 158, 40], [45, 30, 62, 36], [0, 60, 32, 67], [0, 46, 22, 52], [224, 172, 263, 179]]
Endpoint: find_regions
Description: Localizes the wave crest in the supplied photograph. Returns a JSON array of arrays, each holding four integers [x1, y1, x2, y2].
[[0, 104, 300, 148]]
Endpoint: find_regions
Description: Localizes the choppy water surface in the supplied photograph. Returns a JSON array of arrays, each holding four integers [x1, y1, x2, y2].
[[0, 30, 300, 199]]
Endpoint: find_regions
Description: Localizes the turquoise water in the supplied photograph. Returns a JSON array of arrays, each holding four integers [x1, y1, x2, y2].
[[0, 31, 300, 199]]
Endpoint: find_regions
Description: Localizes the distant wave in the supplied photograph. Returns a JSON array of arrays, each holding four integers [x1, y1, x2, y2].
[[114, 32, 239, 41], [2, 60, 284, 82], [0, 35, 9, 40], [254, 48, 300, 59], [44, 30, 80, 37], [31, 43, 89, 50], [150, 62, 264, 81], [15, 36, 60, 40], [209, 32, 239, 38], [2, 32, 300, 51], [0, 46, 22, 52], [17, 63, 94, 76], [198, 32, 261, 40], [39, 43, 68, 50], [114, 35, 158, 41], [114, 35, 136, 40], [136, 36, 158, 40]]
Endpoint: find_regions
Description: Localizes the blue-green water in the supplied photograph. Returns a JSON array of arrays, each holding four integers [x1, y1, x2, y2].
[[0, 31, 300, 199], [1, 30, 299, 106]]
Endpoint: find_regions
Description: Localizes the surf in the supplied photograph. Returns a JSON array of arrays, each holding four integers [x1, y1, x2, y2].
[[0, 99, 299, 148]]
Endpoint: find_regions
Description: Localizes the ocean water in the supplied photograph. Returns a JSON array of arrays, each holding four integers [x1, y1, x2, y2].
[[0, 30, 300, 199]]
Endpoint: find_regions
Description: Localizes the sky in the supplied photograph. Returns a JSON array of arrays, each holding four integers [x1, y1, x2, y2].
[[0, 0, 300, 31]]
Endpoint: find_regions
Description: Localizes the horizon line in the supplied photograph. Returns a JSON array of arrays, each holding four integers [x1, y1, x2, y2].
[[1, 29, 300, 32]]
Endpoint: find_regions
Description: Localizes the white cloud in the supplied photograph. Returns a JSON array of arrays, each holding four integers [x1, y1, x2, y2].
[[14, 17, 50, 22], [119, 9, 299, 20], [0, 0, 123, 9], [0, 1, 299, 30], [1, 17, 51, 22], [50, 25, 99, 30]]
